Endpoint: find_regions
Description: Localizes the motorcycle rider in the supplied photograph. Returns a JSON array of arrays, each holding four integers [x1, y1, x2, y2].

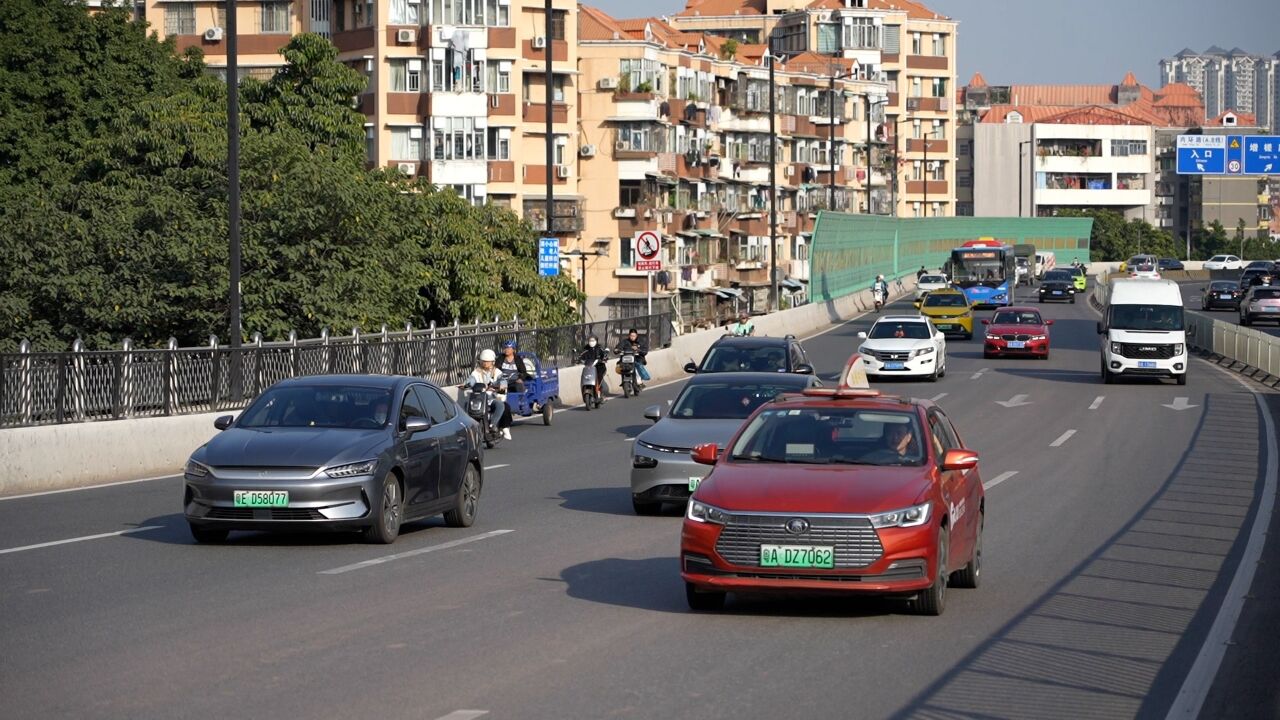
[[730, 312, 755, 336], [498, 340, 533, 394], [872, 274, 889, 307], [916, 265, 927, 280], [615, 328, 650, 389], [464, 349, 512, 440], [579, 336, 610, 402]]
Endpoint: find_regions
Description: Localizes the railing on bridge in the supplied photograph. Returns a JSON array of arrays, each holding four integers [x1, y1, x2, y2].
[[0, 312, 674, 428]]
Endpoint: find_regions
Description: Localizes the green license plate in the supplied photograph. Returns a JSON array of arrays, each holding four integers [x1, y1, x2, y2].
[[760, 544, 834, 569], [233, 490, 289, 507], [689, 476, 703, 492]]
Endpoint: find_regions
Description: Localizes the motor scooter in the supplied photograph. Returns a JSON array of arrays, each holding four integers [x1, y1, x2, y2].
[[464, 381, 503, 448], [872, 286, 885, 312], [616, 349, 639, 398], [580, 358, 605, 410]]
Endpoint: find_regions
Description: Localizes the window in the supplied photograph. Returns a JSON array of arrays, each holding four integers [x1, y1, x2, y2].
[[431, 117, 485, 160], [413, 385, 455, 425], [1110, 139, 1148, 157], [484, 0, 509, 26], [400, 388, 425, 427], [486, 128, 509, 159], [620, 236, 635, 268], [358, 0, 375, 26], [389, 0, 421, 24], [911, 160, 922, 180], [620, 58, 665, 94], [617, 123, 654, 152], [817, 23, 838, 54], [552, 74, 566, 103], [165, 3, 195, 34], [390, 127, 423, 161], [619, 180, 643, 207], [390, 59, 424, 92], [485, 61, 511, 94], [931, 119, 944, 140], [931, 77, 948, 98], [365, 126, 375, 163], [431, 0, 489, 26], [334, 0, 345, 31], [843, 17, 879, 50], [911, 32, 922, 55], [548, 9, 567, 41], [260, 1, 290, 33], [958, 170, 972, 188], [433, 49, 485, 93], [911, 76, 922, 98], [932, 33, 945, 56], [931, 161, 944, 181]]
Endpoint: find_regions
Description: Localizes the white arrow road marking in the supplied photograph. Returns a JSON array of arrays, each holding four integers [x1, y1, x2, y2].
[[1163, 397, 1199, 411], [319, 530, 515, 575], [995, 394, 1032, 408], [1050, 429, 1077, 447], [0, 526, 163, 556], [1089, 396, 1105, 410], [983, 471, 1018, 491]]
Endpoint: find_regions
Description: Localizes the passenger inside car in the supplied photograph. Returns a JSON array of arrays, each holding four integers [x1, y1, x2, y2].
[[992, 310, 1043, 325]]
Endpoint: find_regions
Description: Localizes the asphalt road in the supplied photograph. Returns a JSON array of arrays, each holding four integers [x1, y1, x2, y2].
[[1, 290, 1277, 720], [1179, 279, 1280, 338]]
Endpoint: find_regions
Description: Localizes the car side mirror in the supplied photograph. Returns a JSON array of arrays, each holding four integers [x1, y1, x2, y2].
[[1045, 319, 1054, 325], [692, 443, 720, 466], [643, 405, 662, 422], [941, 448, 979, 471], [214, 415, 235, 431], [794, 363, 815, 375], [1096, 321, 1104, 335], [403, 416, 431, 434], [683, 362, 698, 374], [857, 331, 868, 339], [980, 319, 990, 326]]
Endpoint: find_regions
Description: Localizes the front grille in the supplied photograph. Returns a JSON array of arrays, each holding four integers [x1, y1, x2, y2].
[[715, 514, 884, 569], [205, 507, 325, 520], [866, 349, 909, 362], [271, 508, 325, 520], [207, 507, 253, 520], [1116, 342, 1176, 359], [999, 334, 1032, 342]]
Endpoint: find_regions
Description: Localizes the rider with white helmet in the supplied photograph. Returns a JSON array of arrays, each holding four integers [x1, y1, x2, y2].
[[466, 348, 511, 439]]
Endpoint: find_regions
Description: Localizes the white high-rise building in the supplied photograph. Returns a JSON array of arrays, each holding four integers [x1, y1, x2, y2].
[[1160, 47, 1280, 130]]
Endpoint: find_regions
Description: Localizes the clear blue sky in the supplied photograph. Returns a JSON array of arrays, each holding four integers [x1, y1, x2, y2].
[[586, 0, 1280, 87]]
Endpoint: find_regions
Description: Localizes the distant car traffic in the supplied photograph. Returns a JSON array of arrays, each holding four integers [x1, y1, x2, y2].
[[857, 316, 948, 381], [1129, 263, 1161, 280], [680, 381, 984, 615], [629, 372, 818, 515], [1038, 270, 1077, 303], [183, 375, 485, 544], [1204, 254, 1244, 270], [1119, 254, 1157, 273], [1239, 285, 1280, 326], [1243, 260, 1276, 273], [684, 335, 814, 375], [982, 307, 1053, 360], [1157, 257, 1185, 272], [1238, 267, 1276, 289], [1070, 264, 1089, 289], [1201, 280, 1244, 311], [919, 288, 974, 339], [914, 274, 950, 304]]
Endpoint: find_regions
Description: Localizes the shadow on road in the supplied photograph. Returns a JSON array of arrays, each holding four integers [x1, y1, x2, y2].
[[556, 487, 646, 517]]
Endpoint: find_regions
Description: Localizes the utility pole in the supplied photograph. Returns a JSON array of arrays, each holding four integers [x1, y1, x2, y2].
[[544, 0, 554, 256], [827, 73, 836, 211], [768, 41, 778, 312], [226, 0, 242, 400]]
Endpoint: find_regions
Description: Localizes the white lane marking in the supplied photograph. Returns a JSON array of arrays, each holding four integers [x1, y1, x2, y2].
[[1089, 396, 1105, 410], [0, 526, 163, 556], [929, 393, 948, 402], [318, 530, 515, 575], [995, 394, 1032, 408], [1163, 397, 1199, 411], [1049, 429, 1077, 447], [983, 471, 1018, 491], [483, 464, 509, 471], [970, 367, 990, 380], [0, 474, 179, 502], [432, 712, 489, 720], [1166, 362, 1279, 719]]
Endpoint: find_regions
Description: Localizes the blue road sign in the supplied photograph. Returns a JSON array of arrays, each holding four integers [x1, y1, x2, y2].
[[538, 237, 560, 277], [1226, 135, 1244, 174], [1243, 136, 1280, 175], [1176, 134, 1226, 175]]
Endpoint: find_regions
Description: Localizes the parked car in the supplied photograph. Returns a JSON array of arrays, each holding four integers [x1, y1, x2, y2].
[[1204, 254, 1244, 270], [1157, 257, 1185, 272], [982, 307, 1053, 360], [630, 372, 818, 515], [1038, 269, 1077, 303], [1201, 280, 1244, 311], [684, 335, 814, 375], [680, 385, 984, 615], [857, 316, 948, 382], [1239, 285, 1280, 325], [183, 375, 485, 544]]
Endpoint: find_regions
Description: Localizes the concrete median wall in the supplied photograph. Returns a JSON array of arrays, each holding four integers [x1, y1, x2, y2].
[[0, 277, 917, 497]]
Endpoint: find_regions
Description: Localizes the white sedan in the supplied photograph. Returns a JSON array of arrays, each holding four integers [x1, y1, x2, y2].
[[857, 315, 947, 382], [1204, 254, 1244, 270], [915, 274, 950, 300], [1129, 263, 1161, 279]]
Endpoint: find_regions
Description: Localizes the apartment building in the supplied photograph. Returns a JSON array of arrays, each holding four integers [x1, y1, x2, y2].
[[577, 7, 887, 324], [668, 0, 959, 218], [1161, 47, 1280, 131]]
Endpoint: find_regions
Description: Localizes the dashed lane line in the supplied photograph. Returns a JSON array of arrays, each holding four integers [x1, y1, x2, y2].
[[983, 471, 1019, 491], [1050, 429, 1077, 447], [0, 526, 163, 556], [1089, 396, 1105, 410], [432, 712, 489, 720], [318, 529, 515, 575], [930, 393, 948, 403], [483, 464, 509, 471]]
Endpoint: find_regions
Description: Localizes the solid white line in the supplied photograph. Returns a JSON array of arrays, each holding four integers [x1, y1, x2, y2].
[[1049, 429, 1077, 447], [929, 393, 948, 403], [318, 529, 515, 575], [482, 464, 509, 471], [0, 474, 179, 502], [983, 471, 1018, 491], [0, 526, 163, 556], [1166, 363, 1279, 719], [432, 712, 489, 720], [1089, 396, 1105, 410]]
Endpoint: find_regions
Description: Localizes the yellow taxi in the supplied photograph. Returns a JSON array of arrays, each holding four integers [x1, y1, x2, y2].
[[918, 288, 974, 339]]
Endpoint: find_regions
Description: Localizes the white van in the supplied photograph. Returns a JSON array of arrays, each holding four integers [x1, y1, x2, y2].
[[1034, 251, 1056, 280], [1098, 279, 1187, 385]]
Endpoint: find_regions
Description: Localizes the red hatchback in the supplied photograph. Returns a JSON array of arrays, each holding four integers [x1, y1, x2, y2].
[[982, 306, 1053, 359], [680, 382, 984, 615]]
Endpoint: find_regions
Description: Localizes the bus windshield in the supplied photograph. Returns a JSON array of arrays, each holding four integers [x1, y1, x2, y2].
[[951, 250, 1007, 284]]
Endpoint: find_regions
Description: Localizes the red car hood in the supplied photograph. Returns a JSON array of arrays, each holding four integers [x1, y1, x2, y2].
[[696, 463, 934, 515], [986, 323, 1048, 336]]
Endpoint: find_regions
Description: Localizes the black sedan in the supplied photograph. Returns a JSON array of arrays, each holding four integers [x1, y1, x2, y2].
[[1239, 268, 1276, 289], [1158, 257, 1185, 271], [1201, 280, 1244, 311], [1038, 269, 1077, 303], [184, 375, 484, 544], [684, 335, 815, 375]]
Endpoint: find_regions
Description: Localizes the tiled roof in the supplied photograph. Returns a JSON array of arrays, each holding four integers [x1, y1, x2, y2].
[[579, 5, 631, 41], [1211, 110, 1258, 126], [1007, 85, 1116, 106], [675, 0, 766, 17], [806, 0, 844, 9], [968, 72, 987, 88], [1121, 71, 1138, 86], [981, 105, 1078, 124], [867, 0, 951, 20], [783, 51, 846, 75], [735, 43, 767, 62]]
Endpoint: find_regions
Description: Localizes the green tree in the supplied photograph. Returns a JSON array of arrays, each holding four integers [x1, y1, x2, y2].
[[720, 39, 739, 61], [1054, 209, 1177, 261]]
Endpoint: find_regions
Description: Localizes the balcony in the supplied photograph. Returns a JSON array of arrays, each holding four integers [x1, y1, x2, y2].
[[904, 180, 949, 196], [881, 53, 901, 65], [355, 93, 375, 115], [522, 39, 568, 62], [904, 97, 947, 113], [331, 27, 375, 53], [487, 93, 516, 117], [487, 27, 516, 49], [488, 161, 515, 183], [906, 55, 950, 71], [522, 101, 569, 124], [524, 164, 571, 186], [386, 92, 428, 116], [1034, 188, 1152, 207], [614, 146, 658, 161], [613, 91, 656, 103], [523, 198, 584, 234], [906, 138, 948, 154]]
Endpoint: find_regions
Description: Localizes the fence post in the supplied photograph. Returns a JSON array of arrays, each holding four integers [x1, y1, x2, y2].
[[427, 321, 438, 383], [353, 327, 362, 374], [252, 332, 264, 396], [380, 324, 390, 374], [208, 334, 221, 412], [18, 339, 32, 425], [69, 338, 86, 422], [116, 337, 130, 419], [164, 337, 177, 416], [404, 322, 414, 376], [321, 327, 331, 374]]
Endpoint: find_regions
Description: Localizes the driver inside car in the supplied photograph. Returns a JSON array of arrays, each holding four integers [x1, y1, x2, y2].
[[883, 422, 919, 461]]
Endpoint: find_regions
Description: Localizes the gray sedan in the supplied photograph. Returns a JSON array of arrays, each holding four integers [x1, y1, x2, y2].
[[183, 375, 484, 544], [629, 372, 819, 514]]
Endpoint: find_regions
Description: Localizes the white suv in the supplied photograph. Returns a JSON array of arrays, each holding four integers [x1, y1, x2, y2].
[[857, 315, 947, 382]]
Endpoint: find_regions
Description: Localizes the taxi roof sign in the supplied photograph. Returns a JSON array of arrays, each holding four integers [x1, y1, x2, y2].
[[802, 355, 880, 398]]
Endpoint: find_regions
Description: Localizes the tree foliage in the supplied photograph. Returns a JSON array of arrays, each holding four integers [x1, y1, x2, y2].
[[0, 2, 580, 351], [1054, 209, 1179, 262]]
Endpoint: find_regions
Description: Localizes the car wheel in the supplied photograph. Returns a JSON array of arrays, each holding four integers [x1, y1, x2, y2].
[[1241, 313, 1251, 326], [542, 402, 554, 426], [964, 331, 973, 341], [685, 582, 726, 611], [1070, 296, 1076, 304], [912, 529, 948, 616], [950, 516, 981, 589], [983, 351, 993, 360], [1177, 372, 1187, 386], [363, 473, 403, 544], [444, 464, 480, 528], [632, 497, 663, 516], [189, 524, 228, 544], [1102, 360, 1114, 384]]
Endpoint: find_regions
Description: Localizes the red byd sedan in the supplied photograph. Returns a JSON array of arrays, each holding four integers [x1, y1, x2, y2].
[[680, 385, 984, 616], [982, 306, 1053, 359]]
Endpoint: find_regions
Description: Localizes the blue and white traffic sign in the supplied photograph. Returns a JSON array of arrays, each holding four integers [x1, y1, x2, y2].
[[1225, 135, 1244, 174], [538, 237, 560, 276], [1176, 135, 1225, 175], [1244, 136, 1280, 175]]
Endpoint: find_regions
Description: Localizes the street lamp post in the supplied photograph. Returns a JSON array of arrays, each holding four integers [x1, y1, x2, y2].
[[226, 0, 242, 400], [864, 92, 887, 214], [768, 42, 778, 313], [565, 248, 606, 326], [544, 0, 554, 253], [1018, 140, 1031, 217]]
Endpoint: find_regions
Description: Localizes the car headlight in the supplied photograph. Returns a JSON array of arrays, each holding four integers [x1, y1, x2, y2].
[[912, 346, 936, 357], [869, 502, 931, 528], [992, 294, 1006, 301], [325, 459, 378, 478], [184, 460, 210, 478], [1174, 344, 1184, 355], [686, 499, 731, 525], [1111, 342, 1123, 355], [1029, 335, 1046, 341]]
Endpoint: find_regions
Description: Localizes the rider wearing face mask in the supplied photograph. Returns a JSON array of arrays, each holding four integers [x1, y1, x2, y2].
[[579, 336, 611, 401]]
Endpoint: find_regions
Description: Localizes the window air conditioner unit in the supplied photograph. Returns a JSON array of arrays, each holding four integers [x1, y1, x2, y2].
[[397, 162, 417, 175], [579, 144, 596, 158], [204, 27, 224, 42], [532, 36, 547, 49], [598, 77, 618, 90], [615, 140, 627, 151], [397, 29, 416, 44], [556, 164, 570, 178]]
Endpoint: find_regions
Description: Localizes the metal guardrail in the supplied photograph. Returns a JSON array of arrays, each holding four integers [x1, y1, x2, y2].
[[0, 313, 674, 428]]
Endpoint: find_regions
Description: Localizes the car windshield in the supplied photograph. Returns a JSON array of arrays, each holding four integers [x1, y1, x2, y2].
[[670, 382, 806, 420], [1210, 282, 1238, 291], [868, 322, 932, 340], [1210, 256, 1229, 262], [701, 345, 788, 373], [920, 275, 946, 284], [1253, 289, 1280, 300], [1044, 271, 1073, 282], [1109, 304, 1184, 332], [923, 293, 967, 308], [991, 310, 1043, 325], [730, 408, 925, 466], [237, 385, 393, 429]]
